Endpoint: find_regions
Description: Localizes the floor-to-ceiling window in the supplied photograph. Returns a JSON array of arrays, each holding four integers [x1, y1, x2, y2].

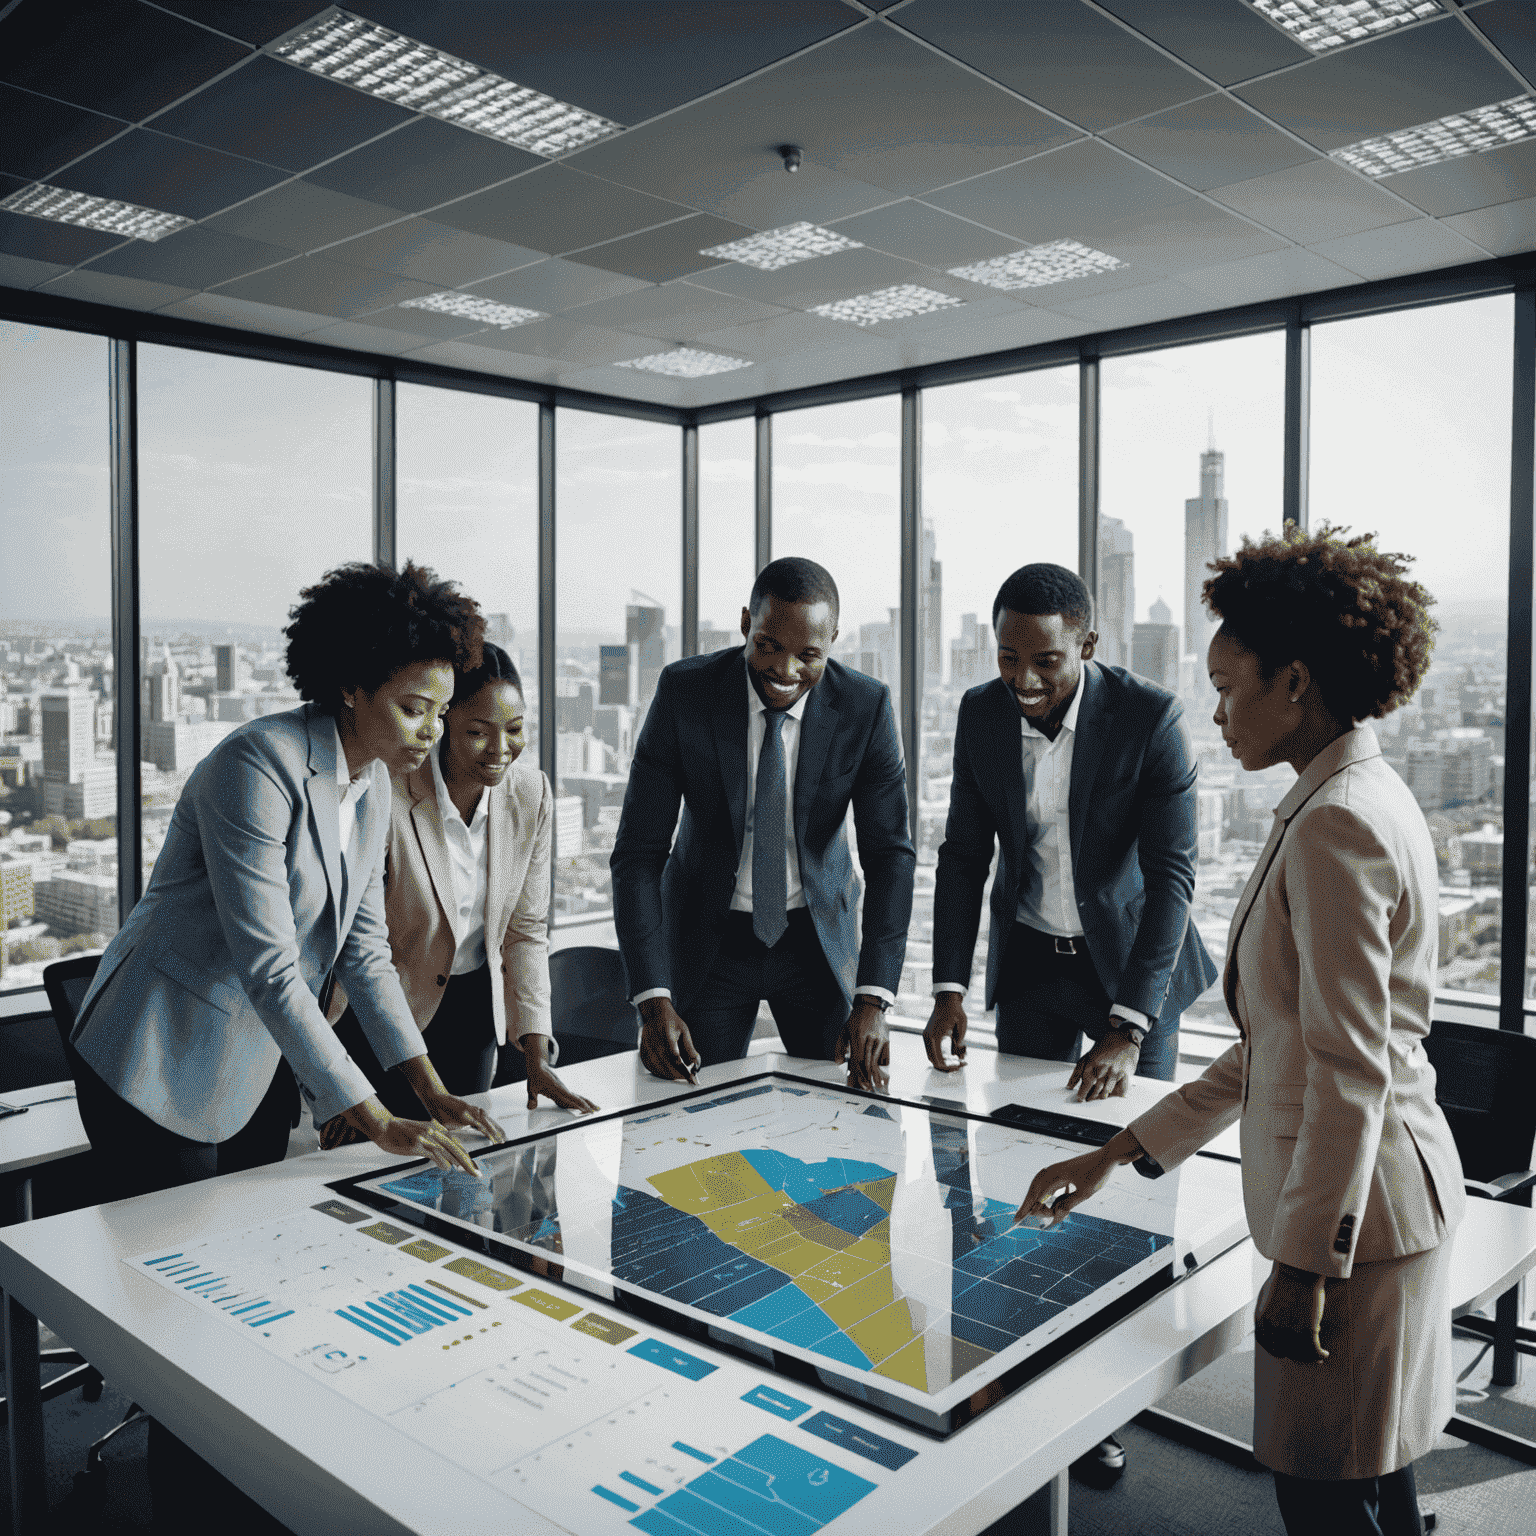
[[1100, 331, 1286, 1076], [553, 408, 681, 926], [1311, 295, 1515, 1006], [0, 322, 114, 992], [137, 347, 373, 888], [912, 367, 1079, 1025], [697, 418, 756, 655], [397, 384, 540, 760]]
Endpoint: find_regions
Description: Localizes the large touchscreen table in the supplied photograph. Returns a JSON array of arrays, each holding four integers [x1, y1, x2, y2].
[[337, 1076, 1245, 1435]]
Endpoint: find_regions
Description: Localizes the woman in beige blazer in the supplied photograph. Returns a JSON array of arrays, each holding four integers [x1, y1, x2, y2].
[[329, 644, 598, 1119], [1019, 524, 1462, 1536]]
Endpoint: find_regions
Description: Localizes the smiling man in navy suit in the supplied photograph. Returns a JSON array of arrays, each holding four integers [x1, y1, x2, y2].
[[925, 563, 1216, 1100], [611, 557, 915, 1091]]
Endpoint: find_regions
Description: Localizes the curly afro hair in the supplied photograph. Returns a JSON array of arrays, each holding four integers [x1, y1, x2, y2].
[[1202, 522, 1436, 723], [284, 560, 485, 716]]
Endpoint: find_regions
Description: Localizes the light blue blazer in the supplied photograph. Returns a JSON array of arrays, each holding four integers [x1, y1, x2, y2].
[[74, 704, 426, 1140]]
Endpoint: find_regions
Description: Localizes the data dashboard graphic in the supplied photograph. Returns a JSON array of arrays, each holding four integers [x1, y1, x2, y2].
[[340, 1076, 1246, 1435]]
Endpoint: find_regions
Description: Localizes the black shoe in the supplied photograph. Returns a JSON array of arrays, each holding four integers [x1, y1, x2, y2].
[[1072, 1433, 1127, 1488], [1422, 1513, 1436, 1533]]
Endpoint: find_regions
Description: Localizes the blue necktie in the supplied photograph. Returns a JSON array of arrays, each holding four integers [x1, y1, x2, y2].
[[752, 708, 789, 948]]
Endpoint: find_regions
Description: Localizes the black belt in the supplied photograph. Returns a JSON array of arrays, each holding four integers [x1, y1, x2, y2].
[[1013, 924, 1091, 960]]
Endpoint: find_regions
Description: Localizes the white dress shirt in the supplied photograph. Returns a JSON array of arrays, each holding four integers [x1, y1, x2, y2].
[[634, 665, 894, 1008], [332, 717, 370, 885], [429, 743, 490, 976], [933, 667, 1145, 1028]]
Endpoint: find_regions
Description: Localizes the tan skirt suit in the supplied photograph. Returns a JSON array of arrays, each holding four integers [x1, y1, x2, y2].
[[1128, 724, 1466, 1479], [331, 756, 556, 1058]]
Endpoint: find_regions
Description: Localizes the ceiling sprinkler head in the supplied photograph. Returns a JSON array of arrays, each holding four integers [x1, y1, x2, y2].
[[779, 143, 803, 174]]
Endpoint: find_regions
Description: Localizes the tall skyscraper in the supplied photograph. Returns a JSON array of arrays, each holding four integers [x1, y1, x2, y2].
[[40, 691, 93, 784], [213, 642, 238, 694], [626, 593, 666, 706], [1097, 515, 1134, 669], [950, 613, 993, 692], [143, 645, 181, 724], [1184, 434, 1228, 664], [1132, 596, 1180, 691], [922, 520, 943, 685]]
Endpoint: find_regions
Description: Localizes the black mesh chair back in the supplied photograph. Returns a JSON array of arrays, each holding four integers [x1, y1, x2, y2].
[[41, 954, 101, 1066], [1423, 1019, 1536, 1187], [549, 946, 640, 1067]]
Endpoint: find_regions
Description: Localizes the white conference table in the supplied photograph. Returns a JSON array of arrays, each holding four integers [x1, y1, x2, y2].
[[2, 1038, 1533, 1536], [0, 1081, 87, 1223]]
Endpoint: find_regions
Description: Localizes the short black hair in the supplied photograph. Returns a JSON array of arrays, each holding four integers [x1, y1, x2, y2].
[[992, 563, 1093, 636], [451, 642, 522, 707], [1204, 522, 1436, 723], [284, 560, 485, 717], [749, 556, 839, 623]]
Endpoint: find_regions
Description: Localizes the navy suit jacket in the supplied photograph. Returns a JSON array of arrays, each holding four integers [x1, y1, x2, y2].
[[933, 663, 1216, 1023], [611, 647, 915, 1016]]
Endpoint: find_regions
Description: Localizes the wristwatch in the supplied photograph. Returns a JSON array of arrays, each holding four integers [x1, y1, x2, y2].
[[854, 994, 893, 1012], [1106, 1018, 1147, 1049]]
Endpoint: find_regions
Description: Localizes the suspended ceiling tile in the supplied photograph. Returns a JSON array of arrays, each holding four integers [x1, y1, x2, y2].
[[1207, 159, 1415, 244], [352, 0, 860, 126], [0, 85, 127, 182], [334, 306, 489, 341], [865, 290, 1024, 339], [730, 335, 905, 393], [686, 245, 936, 310], [0, 0, 250, 122], [1441, 194, 1536, 257], [925, 138, 1192, 243], [150, 3, 334, 48], [48, 127, 290, 220], [1103, 94, 1318, 192], [1466, 0, 1536, 89], [205, 180, 409, 252], [1308, 217, 1490, 278], [828, 200, 1018, 269], [1076, 197, 1291, 280], [1178, 246, 1361, 307], [566, 284, 790, 343], [0, 206, 125, 265], [569, 25, 1078, 211], [560, 365, 695, 407], [894, 305, 1087, 368], [303, 119, 543, 213], [300, 319, 442, 356], [214, 254, 439, 318], [41, 269, 197, 310], [1234, 18, 1524, 153], [157, 290, 335, 337], [149, 55, 416, 174], [82, 224, 291, 288], [576, 215, 757, 284], [690, 309, 892, 362], [898, 0, 1209, 132], [0, 252, 69, 288], [466, 316, 647, 366], [1380, 138, 1536, 219], [1045, 277, 1209, 329], [430, 163, 693, 256], [468, 257, 651, 313], [326, 218, 543, 288], [403, 337, 563, 384], [1092, 0, 1310, 86]]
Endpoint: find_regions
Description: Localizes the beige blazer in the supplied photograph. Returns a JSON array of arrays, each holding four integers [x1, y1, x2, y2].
[[331, 757, 554, 1052], [1130, 724, 1465, 1279]]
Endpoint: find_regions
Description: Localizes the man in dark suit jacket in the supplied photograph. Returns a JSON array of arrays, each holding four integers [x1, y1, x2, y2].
[[925, 563, 1216, 1101], [612, 557, 915, 1089]]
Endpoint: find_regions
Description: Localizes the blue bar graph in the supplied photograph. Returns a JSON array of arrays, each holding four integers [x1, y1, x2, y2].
[[621, 1472, 664, 1496], [595, 1486, 641, 1512], [335, 1284, 474, 1348]]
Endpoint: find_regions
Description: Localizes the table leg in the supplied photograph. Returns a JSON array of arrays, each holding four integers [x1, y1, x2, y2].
[[1047, 1469, 1067, 1536], [3, 1286, 45, 1536]]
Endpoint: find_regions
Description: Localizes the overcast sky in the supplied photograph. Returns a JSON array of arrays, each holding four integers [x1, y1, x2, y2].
[[2, 293, 1514, 651]]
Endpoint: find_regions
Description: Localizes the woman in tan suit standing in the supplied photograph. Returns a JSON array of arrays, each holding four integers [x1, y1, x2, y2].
[[1020, 524, 1463, 1536], [329, 643, 598, 1120]]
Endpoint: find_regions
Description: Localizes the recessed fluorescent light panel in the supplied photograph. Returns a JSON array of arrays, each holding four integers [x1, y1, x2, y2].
[[0, 183, 194, 242], [399, 292, 544, 328], [809, 284, 965, 328], [272, 7, 621, 156], [1247, 0, 1441, 52], [613, 348, 753, 378], [699, 222, 864, 271], [949, 239, 1124, 291], [1333, 94, 1536, 176]]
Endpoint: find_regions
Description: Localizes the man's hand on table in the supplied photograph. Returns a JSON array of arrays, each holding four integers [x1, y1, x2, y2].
[[922, 993, 969, 1072], [1068, 1024, 1141, 1101], [638, 997, 702, 1083], [835, 999, 890, 1092]]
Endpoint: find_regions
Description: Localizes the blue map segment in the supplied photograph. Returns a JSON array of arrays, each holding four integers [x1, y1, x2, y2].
[[738, 1149, 894, 1205]]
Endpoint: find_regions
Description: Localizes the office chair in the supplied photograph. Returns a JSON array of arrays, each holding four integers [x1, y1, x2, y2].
[[39, 955, 148, 1503], [547, 946, 642, 1067], [1424, 1018, 1536, 1387]]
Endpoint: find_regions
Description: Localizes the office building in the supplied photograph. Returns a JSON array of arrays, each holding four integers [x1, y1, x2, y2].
[[922, 520, 943, 685], [626, 595, 667, 707], [143, 645, 181, 725], [1097, 516, 1135, 670], [213, 643, 238, 694], [1184, 440, 1229, 667], [950, 615, 993, 693], [1132, 598, 1180, 691], [40, 690, 93, 785], [598, 645, 637, 709]]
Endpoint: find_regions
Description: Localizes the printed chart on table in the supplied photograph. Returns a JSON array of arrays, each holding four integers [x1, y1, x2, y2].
[[127, 1199, 922, 1535], [340, 1076, 1247, 1434]]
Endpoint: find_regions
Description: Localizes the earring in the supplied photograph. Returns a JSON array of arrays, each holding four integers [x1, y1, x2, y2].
[[1289, 695, 1298, 704], [343, 698, 354, 709]]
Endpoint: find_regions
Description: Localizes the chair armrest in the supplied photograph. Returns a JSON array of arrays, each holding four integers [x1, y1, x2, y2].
[[1464, 1170, 1536, 1201]]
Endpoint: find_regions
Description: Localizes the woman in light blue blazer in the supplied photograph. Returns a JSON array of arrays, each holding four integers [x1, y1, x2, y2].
[[72, 561, 503, 1201]]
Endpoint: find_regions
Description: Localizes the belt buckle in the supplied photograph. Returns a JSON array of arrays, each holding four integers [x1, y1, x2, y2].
[[1053, 936, 1078, 956]]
